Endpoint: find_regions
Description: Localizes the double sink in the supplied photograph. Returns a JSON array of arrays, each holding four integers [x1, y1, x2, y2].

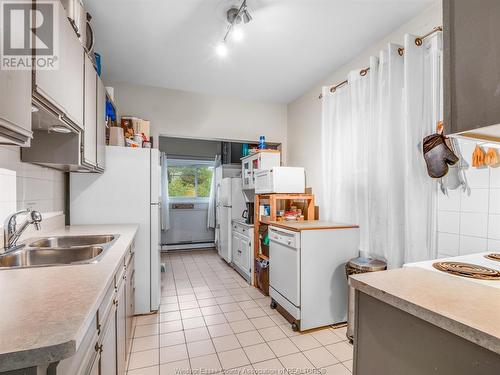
[[0, 234, 118, 269]]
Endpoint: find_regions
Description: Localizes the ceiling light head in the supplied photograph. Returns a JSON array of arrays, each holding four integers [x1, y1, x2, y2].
[[215, 42, 228, 58], [242, 9, 252, 24], [232, 26, 244, 42], [227, 7, 241, 24]]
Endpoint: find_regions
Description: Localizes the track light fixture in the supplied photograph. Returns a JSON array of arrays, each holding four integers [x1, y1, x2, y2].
[[215, 0, 252, 58]]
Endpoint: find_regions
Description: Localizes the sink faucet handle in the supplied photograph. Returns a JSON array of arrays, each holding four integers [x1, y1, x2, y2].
[[30, 210, 42, 230]]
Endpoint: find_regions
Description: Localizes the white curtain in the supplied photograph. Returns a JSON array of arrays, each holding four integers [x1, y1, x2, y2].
[[321, 33, 441, 268], [206, 156, 219, 229], [161, 152, 170, 231], [403, 33, 441, 263]]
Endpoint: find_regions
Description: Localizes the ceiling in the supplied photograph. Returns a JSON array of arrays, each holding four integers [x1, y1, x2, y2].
[[86, 0, 435, 103]]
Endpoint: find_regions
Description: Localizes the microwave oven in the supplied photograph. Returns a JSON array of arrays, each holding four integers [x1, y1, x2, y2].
[[255, 167, 305, 194]]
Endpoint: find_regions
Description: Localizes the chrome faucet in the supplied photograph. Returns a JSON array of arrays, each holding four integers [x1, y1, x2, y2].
[[3, 209, 42, 253]]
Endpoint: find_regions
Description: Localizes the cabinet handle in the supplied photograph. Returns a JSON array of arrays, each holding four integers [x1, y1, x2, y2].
[[95, 343, 103, 353]]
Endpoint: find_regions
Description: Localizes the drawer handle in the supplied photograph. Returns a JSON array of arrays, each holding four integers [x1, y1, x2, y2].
[[95, 343, 103, 353]]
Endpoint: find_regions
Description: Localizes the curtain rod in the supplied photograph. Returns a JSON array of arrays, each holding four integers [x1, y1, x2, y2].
[[318, 26, 443, 99]]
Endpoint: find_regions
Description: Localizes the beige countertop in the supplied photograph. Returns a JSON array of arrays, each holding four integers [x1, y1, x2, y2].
[[350, 267, 500, 355], [0, 224, 138, 372], [268, 220, 359, 232]]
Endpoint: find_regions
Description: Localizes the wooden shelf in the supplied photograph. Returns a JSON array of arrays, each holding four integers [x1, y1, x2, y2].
[[253, 193, 316, 294]]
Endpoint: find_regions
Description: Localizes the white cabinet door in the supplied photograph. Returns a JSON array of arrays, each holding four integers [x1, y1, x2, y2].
[[35, 0, 84, 128], [96, 79, 106, 170], [83, 54, 97, 166], [100, 312, 116, 375], [231, 230, 241, 267], [116, 279, 126, 375], [88, 355, 99, 375], [0, 69, 32, 145], [240, 235, 251, 274]]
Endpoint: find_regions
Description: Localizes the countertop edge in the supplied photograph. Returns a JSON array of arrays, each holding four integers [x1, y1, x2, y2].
[[0, 224, 139, 371], [0, 341, 75, 372], [350, 277, 500, 355]]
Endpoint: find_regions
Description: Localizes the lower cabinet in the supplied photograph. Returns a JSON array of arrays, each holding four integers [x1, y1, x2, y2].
[[231, 221, 254, 283], [56, 239, 135, 375], [99, 310, 117, 375]]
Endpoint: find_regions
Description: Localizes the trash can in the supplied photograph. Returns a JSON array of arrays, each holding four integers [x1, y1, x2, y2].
[[255, 258, 269, 295], [345, 257, 386, 343]]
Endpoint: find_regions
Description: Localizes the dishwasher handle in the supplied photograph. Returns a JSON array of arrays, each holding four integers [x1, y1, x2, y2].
[[269, 227, 299, 248]]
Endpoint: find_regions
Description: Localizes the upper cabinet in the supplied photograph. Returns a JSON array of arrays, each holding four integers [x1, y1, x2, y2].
[[241, 150, 281, 190], [34, 0, 84, 129], [96, 79, 107, 171], [444, 0, 500, 138], [0, 69, 32, 146], [83, 54, 97, 167]]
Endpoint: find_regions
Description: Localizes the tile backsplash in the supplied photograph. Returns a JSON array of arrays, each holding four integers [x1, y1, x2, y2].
[[0, 145, 64, 224], [437, 139, 500, 258]]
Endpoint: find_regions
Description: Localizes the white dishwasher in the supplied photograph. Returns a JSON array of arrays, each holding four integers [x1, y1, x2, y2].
[[269, 222, 360, 332]]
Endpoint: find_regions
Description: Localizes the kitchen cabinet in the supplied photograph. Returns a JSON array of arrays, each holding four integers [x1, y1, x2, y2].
[[0, 69, 32, 146], [34, 0, 84, 129], [84, 54, 97, 167], [241, 150, 281, 190], [231, 220, 254, 283], [116, 269, 127, 375], [96, 79, 107, 171], [99, 309, 116, 375], [125, 250, 135, 356], [56, 237, 136, 375], [444, 0, 500, 137]]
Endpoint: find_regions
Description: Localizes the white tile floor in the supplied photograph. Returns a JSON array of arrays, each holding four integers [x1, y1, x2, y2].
[[126, 249, 353, 374]]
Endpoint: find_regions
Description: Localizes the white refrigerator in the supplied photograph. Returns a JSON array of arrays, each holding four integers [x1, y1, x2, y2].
[[70, 146, 162, 314], [217, 177, 246, 263]]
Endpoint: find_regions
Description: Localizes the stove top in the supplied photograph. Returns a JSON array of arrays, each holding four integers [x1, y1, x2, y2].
[[485, 253, 500, 262], [432, 261, 500, 280]]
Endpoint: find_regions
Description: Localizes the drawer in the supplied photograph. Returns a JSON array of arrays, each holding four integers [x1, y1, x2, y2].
[[233, 222, 250, 236], [97, 282, 116, 335]]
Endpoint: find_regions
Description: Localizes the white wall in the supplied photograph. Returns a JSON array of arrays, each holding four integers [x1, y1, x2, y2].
[[0, 145, 65, 224], [437, 139, 500, 258], [110, 82, 288, 157], [286, 1, 442, 204]]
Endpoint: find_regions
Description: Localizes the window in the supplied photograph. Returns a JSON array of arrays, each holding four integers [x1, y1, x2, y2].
[[167, 161, 214, 199]]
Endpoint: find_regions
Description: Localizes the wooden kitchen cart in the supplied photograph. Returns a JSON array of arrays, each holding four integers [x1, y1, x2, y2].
[[253, 193, 315, 292]]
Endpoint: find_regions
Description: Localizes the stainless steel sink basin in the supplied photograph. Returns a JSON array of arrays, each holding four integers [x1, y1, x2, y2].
[[0, 246, 104, 268], [28, 234, 115, 248], [0, 234, 119, 269]]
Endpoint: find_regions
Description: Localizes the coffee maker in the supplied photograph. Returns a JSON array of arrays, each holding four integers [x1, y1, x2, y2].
[[242, 202, 254, 224]]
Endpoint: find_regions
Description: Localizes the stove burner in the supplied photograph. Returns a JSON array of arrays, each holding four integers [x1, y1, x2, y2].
[[485, 253, 500, 262], [433, 261, 500, 280]]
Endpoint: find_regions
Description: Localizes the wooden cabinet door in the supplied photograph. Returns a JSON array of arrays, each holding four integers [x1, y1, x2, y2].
[[116, 279, 126, 375], [99, 311, 116, 375], [34, 0, 84, 128], [96, 79, 106, 170], [444, 0, 500, 134], [0, 69, 32, 145], [83, 54, 97, 166]]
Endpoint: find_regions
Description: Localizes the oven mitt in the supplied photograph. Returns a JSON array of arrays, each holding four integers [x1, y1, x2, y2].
[[422, 133, 459, 178]]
